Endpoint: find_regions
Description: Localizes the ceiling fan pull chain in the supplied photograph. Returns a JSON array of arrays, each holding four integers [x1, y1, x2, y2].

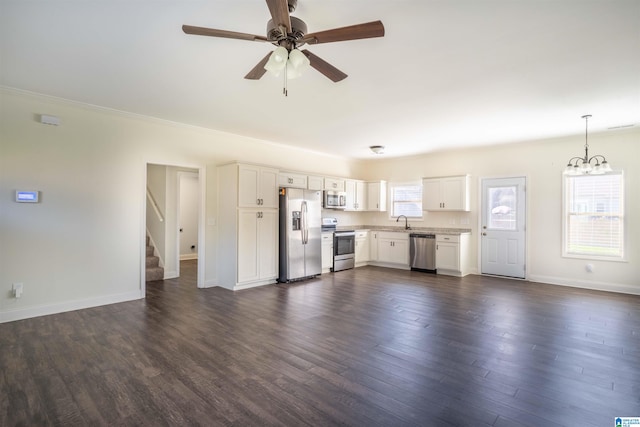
[[283, 62, 288, 96]]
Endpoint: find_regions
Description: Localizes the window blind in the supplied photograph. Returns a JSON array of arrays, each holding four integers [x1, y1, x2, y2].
[[391, 184, 422, 218], [565, 173, 624, 258]]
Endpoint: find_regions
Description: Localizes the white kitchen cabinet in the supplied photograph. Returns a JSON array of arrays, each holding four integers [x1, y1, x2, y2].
[[345, 179, 366, 211], [217, 163, 279, 290], [436, 234, 470, 276], [307, 175, 324, 191], [373, 231, 409, 267], [237, 209, 278, 284], [238, 164, 279, 208], [278, 172, 307, 189], [324, 177, 345, 192], [321, 232, 334, 273], [370, 231, 379, 262], [422, 175, 470, 211], [366, 180, 387, 211], [354, 230, 369, 266]]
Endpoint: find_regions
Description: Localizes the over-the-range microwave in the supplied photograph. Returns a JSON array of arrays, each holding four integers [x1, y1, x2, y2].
[[323, 190, 347, 209]]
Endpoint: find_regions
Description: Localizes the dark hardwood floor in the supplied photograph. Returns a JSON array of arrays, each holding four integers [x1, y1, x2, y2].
[[2, 261, 639, 426]]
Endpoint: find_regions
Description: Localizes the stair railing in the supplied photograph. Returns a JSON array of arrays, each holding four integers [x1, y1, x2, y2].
[[146, 187, 164, 222]]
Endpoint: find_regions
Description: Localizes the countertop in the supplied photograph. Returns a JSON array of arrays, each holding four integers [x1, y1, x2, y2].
[[336, 225, 471, 235]]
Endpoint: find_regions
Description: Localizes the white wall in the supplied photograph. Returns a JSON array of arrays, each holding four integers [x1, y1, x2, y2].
[[179, 172, 199, 259], [360, 130, 639, 295], [0, 88, 355, 322]]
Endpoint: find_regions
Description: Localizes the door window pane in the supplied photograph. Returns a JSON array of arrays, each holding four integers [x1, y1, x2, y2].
[[488, 186, 517, 230]]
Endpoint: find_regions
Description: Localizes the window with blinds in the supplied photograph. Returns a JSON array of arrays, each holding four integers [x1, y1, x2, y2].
[[563, 172, 624, 259], [391, 183, 423, 218]]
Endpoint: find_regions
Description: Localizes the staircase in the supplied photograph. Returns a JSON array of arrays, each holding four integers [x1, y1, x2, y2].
[[146, 236, 164, 282]]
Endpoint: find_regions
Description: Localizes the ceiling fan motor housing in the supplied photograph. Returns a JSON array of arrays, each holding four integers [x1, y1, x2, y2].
[[267, 16, 307, 47]]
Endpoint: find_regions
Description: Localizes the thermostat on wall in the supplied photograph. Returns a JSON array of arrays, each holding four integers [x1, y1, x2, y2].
[[16, 191, 39, 203]]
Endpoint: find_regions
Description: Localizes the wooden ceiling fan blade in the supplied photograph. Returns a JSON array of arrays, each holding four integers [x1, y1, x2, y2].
[[301, 50, 347, 82], [302, 20, 384, 45], [244, 53, 272, 80], [182, 25, 268, 42], [265, 0, 291, 33]]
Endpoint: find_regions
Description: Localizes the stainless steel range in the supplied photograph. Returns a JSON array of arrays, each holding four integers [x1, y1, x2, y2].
[[321, 218, 355, 272]]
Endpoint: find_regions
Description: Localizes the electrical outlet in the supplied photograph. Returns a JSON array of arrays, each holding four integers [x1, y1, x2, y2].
[[13, 283, 23, 298]]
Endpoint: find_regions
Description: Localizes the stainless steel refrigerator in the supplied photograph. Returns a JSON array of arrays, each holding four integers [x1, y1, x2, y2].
[[278, 188, 322, 282]]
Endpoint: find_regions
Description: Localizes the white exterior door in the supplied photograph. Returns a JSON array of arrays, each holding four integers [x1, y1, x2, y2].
[[481, 177, 526, 278]]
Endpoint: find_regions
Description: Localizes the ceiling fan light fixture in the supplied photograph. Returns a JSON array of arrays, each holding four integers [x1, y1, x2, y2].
[[286, 49, 310, 79], [288, 49, 309, 69], [264, 46, 289, 76], [370, 145, 385, 154]]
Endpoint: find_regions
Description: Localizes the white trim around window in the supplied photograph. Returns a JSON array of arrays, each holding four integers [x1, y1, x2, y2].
[[562, 171, 625, 261], [389, 181, 423, 219]]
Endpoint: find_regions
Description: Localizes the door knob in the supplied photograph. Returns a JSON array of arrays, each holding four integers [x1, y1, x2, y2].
[[482, 232, 487, 236]]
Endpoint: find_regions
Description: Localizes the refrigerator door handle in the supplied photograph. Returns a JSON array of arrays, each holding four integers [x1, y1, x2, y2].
[[301, 200, 308, 244]]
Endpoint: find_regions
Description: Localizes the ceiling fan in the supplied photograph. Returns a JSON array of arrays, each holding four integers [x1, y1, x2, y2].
[[182, 0, 385, 83]]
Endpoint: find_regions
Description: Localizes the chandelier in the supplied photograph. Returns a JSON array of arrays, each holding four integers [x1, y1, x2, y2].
[[564, 115, 612, 175]]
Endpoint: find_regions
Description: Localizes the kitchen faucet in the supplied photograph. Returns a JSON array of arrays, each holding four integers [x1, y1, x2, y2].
[[396, 215, 410, 230]]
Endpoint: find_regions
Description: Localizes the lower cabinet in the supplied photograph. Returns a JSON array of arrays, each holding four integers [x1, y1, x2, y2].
[[354, 230, 369, 266], [370, 231, 409, 269], [321, 232, 333, 273], [435, 234, 470, 276], [237, 209, 278, 286]]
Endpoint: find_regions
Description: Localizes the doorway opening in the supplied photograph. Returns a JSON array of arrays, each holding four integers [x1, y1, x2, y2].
[[144, 163, 204, 291]]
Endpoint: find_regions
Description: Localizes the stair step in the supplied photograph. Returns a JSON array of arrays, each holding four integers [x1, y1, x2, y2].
[[146, 246, 154, 256], [146, 266, 164, 282], [146, 255, 160, 268]]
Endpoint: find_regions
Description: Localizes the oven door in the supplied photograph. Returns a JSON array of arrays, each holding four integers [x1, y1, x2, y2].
[[333, 231, 355, 271]]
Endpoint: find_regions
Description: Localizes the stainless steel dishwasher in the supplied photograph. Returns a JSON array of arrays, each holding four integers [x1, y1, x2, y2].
[[410, 233, 436, 272]]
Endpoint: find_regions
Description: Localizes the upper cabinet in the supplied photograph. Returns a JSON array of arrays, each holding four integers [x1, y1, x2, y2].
[[366, 181, 387, 211], [238, 164, 279, 208], [324, 177, 345, 192], [307, 175, 324, 191], [345, 179, 366, 211], [422, 175, 470, 211], [278, 172, 307, 189]]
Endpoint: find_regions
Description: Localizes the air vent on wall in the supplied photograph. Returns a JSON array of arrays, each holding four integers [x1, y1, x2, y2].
[[607, 124, 636, 130]]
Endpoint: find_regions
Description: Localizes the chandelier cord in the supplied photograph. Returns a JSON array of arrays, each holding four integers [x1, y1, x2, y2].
[[584, 115, 589, 152]]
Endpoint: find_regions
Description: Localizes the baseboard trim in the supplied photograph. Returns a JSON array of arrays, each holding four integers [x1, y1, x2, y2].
[[163, 270, 178, 280], [202, 279, 219, 288], [528, 274, 640, 296], [0, 290, 142, 323]]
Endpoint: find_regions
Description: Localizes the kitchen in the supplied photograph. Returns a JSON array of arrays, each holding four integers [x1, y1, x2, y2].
[[216, 162, 474, 291]]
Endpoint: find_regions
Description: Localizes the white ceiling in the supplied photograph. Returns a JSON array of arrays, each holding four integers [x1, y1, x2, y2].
[[2, 0, 639, 159]]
